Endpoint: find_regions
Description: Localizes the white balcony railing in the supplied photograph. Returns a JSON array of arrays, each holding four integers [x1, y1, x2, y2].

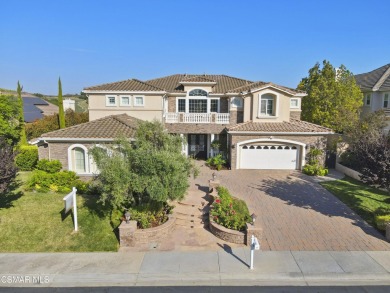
[[165, 112, 179, 123], [216, 113, 230, 124], [164, 112, 230, 124], [183, 113, 211, 123]]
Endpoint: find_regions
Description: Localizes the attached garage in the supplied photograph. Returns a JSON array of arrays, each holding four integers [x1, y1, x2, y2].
[[239, 144, 299, 170]]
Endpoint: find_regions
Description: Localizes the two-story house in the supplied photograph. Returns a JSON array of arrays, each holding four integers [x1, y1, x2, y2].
[[36, 74, 332, 176], [354, 64, 390, 132]]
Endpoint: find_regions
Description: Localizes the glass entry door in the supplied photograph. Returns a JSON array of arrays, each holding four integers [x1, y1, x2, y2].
[[188, 134, 207, 159]]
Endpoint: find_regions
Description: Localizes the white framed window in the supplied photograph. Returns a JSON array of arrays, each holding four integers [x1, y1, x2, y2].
[[384, 93, 389, 108], [120, 96, 131, 106], [259, 94, 277, 116], [231, 97, 243, 108], [106, 95, 117, 106], [177, 98, 186, 112], [210, 98, 220, 112], [365, 93, 371, 106], [68, 144, 89, 174], [290, 98, 300, 109], [134, 96, 145, 106]]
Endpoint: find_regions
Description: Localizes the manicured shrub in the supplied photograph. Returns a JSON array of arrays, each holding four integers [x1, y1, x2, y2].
[[303, 147, 328, 176], [15, 145, 38, 171], [206, 154, 226, 171], [129, 202, 173, 229], [36, 159, 62, 173], [27, 169, 78, 193], [375, 215, 390, 231], [210, 186, 251, 231]]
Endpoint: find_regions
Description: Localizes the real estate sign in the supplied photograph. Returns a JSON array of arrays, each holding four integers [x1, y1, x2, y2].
[[63, 187, 78, 231]]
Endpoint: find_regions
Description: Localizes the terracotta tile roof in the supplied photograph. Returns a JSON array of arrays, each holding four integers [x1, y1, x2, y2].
[[146, 74, 253, 94], [83, 74, 305, 95], [355, 64, 390, 91], [180, 76, 216, 83], [228, 81, 305, 95], [41, 114, 140, 139], [228, 119, 332, 133], [84, 78, 164, 92]]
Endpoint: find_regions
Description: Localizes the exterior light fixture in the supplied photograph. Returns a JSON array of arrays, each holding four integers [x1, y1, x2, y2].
[[125, 210, 131, 224], [231, 144, 235, 149], [251, 213, 257, 225]]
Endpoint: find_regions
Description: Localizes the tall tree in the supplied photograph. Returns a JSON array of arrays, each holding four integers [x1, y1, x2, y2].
[[0, 137, 18, 194], [0, 95, 21, 144], [298, 60, 363, 133], [58, 77, 65, 129], [17, 81, 27, 145], [90, 120, 198, 210]]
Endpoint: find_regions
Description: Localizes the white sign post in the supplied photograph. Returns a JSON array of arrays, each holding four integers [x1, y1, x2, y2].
[[250, 235, 260, 270], [63, 187, 78, 232]]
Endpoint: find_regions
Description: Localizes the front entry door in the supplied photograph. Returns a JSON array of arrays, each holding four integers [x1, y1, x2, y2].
[[188, 134, 207, 159]]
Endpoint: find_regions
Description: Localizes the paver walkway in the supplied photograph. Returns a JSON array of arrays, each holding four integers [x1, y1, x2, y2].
[[122, 161, 390, 252], [191, 162, 390, 251]]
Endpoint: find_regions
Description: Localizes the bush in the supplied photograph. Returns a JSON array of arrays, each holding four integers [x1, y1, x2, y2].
[[206, 154, 226, 171], [339, 151, 361, 171], [36, 159, 62, 173], [375, 215, 390, 231], [303, 164, 329, 176], [15, 145, 38, 171], [27, 170, 78, 193], [210, 186, 251, 231], [129, 202, 173, 229], [0, 138, 18, 194]]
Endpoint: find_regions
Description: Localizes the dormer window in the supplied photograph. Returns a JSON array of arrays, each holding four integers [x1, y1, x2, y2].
[[259, 94, 276, 116], [189, 89, 207, 96], [290, 98, 300, 109]]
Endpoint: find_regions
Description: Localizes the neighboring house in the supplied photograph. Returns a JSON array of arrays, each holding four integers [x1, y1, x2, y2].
[[37, 74, 333, 175], [23, 93, 59, 122], [354, 64, 390, 132]]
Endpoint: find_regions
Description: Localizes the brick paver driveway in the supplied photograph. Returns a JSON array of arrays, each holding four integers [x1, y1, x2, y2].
[[192, 162, 390, 251]]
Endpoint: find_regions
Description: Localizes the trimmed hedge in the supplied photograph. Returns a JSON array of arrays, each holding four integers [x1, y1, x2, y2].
[[15, 145, 38, 171], [36, 159, 62, 173]]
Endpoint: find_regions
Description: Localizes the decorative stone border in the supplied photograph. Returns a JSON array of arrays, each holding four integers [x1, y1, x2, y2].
[[119, 215, 176, 247], [209, 217, 246, 244]]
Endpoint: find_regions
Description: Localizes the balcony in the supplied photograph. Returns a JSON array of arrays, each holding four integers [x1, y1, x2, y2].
[[165, 112, 230, 124]]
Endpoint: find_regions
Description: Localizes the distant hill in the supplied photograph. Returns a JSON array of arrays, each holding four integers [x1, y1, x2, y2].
[[0, 88, 88, 113]]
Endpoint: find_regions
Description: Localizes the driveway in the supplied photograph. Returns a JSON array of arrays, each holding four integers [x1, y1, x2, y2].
[[191, 162, 390, 251]]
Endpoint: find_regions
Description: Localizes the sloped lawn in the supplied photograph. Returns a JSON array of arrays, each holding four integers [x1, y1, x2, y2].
[[320, 176, 390, 229], [0, 173, 118, 252]]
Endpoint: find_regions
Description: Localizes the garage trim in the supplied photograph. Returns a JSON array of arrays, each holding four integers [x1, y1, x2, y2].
[[236, 138, 306, 170]]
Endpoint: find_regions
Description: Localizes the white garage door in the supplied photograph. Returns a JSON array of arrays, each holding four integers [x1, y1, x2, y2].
[[239, 145, 299, 170]]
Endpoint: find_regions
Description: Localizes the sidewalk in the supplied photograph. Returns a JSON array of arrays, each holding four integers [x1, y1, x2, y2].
[[1, 249, 390, 287]]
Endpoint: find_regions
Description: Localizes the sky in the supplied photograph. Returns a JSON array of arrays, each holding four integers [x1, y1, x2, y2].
[[1, 0, 389, 95]]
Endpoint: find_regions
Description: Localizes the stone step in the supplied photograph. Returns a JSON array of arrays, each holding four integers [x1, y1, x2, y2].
[[174, 205, 204, 215], [175, 217, 208, 228], [174, 213, 207, 221], [177, 201, 206, 208]]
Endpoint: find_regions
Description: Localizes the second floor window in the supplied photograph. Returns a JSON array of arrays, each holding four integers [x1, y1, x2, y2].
[[210, 99, 219, 112], [384, 94, 389, 108], [178, 99, 185, 112], [189, 99, 207, 113], [134, 96, 144, 106], [106, 96, 117, 106], [260, 94, 275, 116], [120, 96, 130, 106]]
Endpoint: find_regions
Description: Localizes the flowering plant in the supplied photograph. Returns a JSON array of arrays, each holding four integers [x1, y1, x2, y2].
[[210, 186, 251, 231]]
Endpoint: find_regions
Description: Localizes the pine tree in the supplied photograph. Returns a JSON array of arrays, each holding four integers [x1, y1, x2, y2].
[[17, 81, 27, 145], [58, 77, 65, 129]]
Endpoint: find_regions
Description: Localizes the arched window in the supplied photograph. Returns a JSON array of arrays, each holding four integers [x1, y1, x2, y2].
[[260, 94, 275, 116], [68, 144, 89, 174], [74, 147, 86, 172], [189, 89, 207, 96]]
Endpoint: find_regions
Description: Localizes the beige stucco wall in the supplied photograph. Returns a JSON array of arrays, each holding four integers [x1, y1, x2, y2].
[[250, 89, 293, 122], [87, 93, 164, 121]]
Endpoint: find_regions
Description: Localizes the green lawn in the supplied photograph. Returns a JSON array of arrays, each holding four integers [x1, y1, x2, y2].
[[320, 177, 390, 229], [0, 173, 118, 252]]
